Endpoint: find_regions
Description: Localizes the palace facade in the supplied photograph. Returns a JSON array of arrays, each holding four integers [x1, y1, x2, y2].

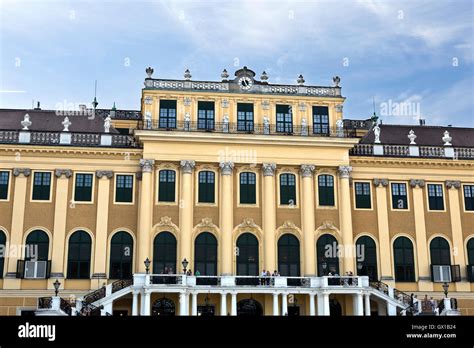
[[0, 67, 473, 316]]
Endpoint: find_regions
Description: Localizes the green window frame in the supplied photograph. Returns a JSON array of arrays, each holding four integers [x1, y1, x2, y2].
[[115, 174, 133, 203], [430, 237, 451, 265], [159, 100, 177, 129], [318, 175, 334, 206], [237, 103, 254, 132], [158, 170, 176, 202], [355, 182, 371, 209], [393, 237, 416, 282], [276, 105, 293, 133], [427, 184, 444, 210], [67, 231, 92, 279], [109, 232, 133, 279], [0, 171, 9, 200], [464, 185, 474, 211], [391, 183, 408, 209], [312, 106, 329, 135], [277, 234, 300, 276], [194, 232, 218, 276], [74, 173, 93, 202], [25, 230, 49, 261], [198, 171, 215, 203], [197, 101, 215, 130], [153, 232, 177, 274], [240, 172, 256, 204], [32, 172, 51, 201], [280, 173, 296, 205]]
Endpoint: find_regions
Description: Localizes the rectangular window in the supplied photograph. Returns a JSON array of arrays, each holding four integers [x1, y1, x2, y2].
[[74, 174, 93, 202], [197, 101, 215, 130], [158, 170, 176, 202], [240, 172, 256, 204], [280, 174, 296, 205], [0, 171, 9, 200], [115, 175, 134, 203], [276, 105, 293, 133], [464, 185, 474, 211], [159, 100, 177, 129], [355, 182, 371, 209], [237, 103, 254, 132], [391, 183, 408, 209], [198, 171, 215, 203], [32, 172, 51, 201], [313, 106, 329, 135], [318, 175, 335, 206], [428, 184, 444, 210]]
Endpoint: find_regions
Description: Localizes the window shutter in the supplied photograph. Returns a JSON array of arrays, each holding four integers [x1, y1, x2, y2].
[[16, 260, 25, 278], [46, 260, 52, 279], [451, 265, 461, 282]]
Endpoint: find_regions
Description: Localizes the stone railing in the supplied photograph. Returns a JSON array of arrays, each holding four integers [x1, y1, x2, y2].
[[350, 143, 474, 159], [0, 130, 139, 148]]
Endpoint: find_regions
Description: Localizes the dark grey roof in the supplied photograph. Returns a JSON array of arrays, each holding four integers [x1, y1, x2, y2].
[[95, 108, 141, 120], [0, 109, 119, 134], [360, 124, 474, 147]]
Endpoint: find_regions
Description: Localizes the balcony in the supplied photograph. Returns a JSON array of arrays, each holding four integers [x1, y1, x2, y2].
[[350, 143, 474, 159]]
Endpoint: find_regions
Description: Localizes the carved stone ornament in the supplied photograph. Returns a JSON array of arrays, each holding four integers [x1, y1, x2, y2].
[[144, 96, 153, 105], [316, 221, 339, 234], [55, 169, 73, 178], [221, 99, 229, 108], [237, 218, 258, 229], [95, 170, 113, 179], [219, 161, 234, 175], [183, 97, 192, 107], [409, 179, 425, 188], [337, 166, 352, 179], [408, 129, 417, 145], [373, 178, 389, 187], [262, 163, 276, 176], [13, 168, 31, 177], [140, 159, 155, 173], [300, 164, 315, 178], [261, 100, 270, 110], [156, 216, 179, 233], [21, 113, 32, 130], [180, 160, 195, 174], [62, 117, 71, 132], [445, 180, 461, 189], [442, 131, 452, 146], [196, 217, 216, 229]]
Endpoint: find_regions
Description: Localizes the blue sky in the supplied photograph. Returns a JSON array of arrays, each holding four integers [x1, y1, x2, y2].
[[0, 0, 473, 126]]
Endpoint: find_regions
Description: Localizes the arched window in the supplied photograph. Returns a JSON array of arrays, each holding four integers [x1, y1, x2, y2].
[[194, 232, 217, 276], [153, 232, 177, 274], [355, 236, 378, 281], [25, 230, 49, 261], [280, 173, 296, 205], [237, 299, 263, 316], [152, 297, 175, 316], [109, 232, 133, 279], [430, 237, 451, 265], [198, 171, 215, 203], [236, 233, 259, 276], [393, 237, 415, 282], [278, 234, 300, 276], [318, 175, 335, 206], [317, 234, 339, 276], [0, 231, 6, 278], [467, 238, 474, 282], [67, 231, 92, 279]]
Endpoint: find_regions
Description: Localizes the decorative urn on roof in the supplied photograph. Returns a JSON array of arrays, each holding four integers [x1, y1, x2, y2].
[[408, 129, 417, 144], [297, 74, 305, 85], [333, 76, 341, 87], [221, 69, 229, 81], [260, 71, 268, 83], [62, 117, 71, 132], [442, 130, 452, 146], [21, 113, 32, 130], [145, 67, 154, 78], [184, 69, 192, 80]]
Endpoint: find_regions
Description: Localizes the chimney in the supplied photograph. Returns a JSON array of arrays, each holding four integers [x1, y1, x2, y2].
[[419, 119, 425, 126], [34, 101, 41, 110]]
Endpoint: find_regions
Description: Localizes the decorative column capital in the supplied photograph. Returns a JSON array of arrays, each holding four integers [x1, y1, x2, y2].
[[337, 166, 352, 179], [262, 163, 277, 176], [55, 169, 72, 178], [300, 164, 315, 178], [219, 161, 234, 175], [180, 160, 195, 174], [445, 180, 461, 189], [95, 170, 113, 179], [140, 159, 155, 173], [409, 179, 425, 188], [373, 178, 389, 187], [13, 168, 31, 177]]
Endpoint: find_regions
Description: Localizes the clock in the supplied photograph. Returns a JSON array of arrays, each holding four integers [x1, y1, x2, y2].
[[238, 76, 253, 90]]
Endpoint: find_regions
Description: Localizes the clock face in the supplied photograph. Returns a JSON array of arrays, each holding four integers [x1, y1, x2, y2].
[[238, 76, 253, 90]]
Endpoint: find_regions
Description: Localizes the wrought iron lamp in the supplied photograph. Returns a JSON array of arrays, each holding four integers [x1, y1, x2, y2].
[[53, 279, 61, 297], [144, 258, 151, 274], [182, 258, 189, 274]]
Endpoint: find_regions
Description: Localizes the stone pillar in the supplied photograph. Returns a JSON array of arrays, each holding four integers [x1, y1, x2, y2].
[[132, 291, 139, 316], [309, 293, 316, 316], [48, 169, 72, 289], [231, 292, 237, 316], [220, 292, 227, 316], [338, 166, 354, 273], [322, 292, 330, 316], [446, 181, 469, 290], [409, 179, 432, 291], [219, 162, 234, 275], [273, 293, 279, 316], [179, 160, 195, 268], [353, 293, 364, 316], [143, 290, 151, 316], [281, 293, 288, 316], [137, 159, 155, 272], [191, 292, 198, 316], [262, 163, 277, 272], [92, 170, 113, 285], [179, 292, 188, 316], [300, 164, 316, 276], [364, 293, 371, 316], [373, 179, 393, 284], [4, 168, 30, 289]]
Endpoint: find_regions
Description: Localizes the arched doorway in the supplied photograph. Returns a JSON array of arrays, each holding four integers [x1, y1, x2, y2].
[[236, 233, 259, 276], [277, 234, 300, 276], [237, 298, 263, 316], [152, 297, 175, 316], [109, 231, 133, 279], [329, 299, 342, 316], [194, 232, 217, 275], [316, 234, 339, 276], [355, 236, 378, 281], [153, 232, 177, 274]]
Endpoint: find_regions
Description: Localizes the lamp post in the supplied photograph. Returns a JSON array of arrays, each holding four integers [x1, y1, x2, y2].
[[442, 282, 449, 298], [53, 279, 61, 297], [144, 258, 151, 274], [182, 258, 189, 274]]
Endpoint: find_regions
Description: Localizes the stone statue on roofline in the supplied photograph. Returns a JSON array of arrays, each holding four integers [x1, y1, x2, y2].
[[104, 115, 111, 133], [21, 113, 32, 130], [373, 122, 381, 143]]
